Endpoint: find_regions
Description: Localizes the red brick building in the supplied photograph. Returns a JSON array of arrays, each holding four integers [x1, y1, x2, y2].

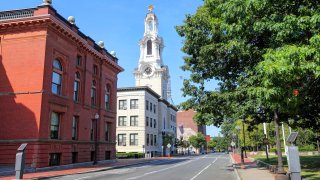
[[177, 109, 206, 139], [0, 2, 123, 168]]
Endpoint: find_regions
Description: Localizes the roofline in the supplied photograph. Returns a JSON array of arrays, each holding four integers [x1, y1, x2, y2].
[[117, 86, 178, 111], [0, 4, 123, 72], [117, 86, 161, 99]]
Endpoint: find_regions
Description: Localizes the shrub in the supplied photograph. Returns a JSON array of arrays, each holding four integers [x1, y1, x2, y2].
[[299, 144, 315, 152], [116, 152, 145, 159]]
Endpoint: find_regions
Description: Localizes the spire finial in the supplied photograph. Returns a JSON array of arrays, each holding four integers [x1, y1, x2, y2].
[[148, 5, 154, 12]]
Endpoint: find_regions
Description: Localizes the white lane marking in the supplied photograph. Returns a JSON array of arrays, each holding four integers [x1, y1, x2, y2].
[[126, 157, 204, 180], [73, 176, 91, 180], [190, 158, 218, 180]]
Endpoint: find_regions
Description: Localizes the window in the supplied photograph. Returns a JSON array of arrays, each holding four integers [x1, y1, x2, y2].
[[130, 133, 138, 146], [72, 116, 79, 140], [50, 112, 60, 139], [71, 152, 78, 163], [49, 153, 61, 166], [130, 99, 138, 109], [105, 85, 111, 110], [52, 59, 62, 95], [118, 116, 127, 126], [74, 72, 80, 102], [91, 80, 96, 106], [148, 20, 153, 31], [154, 119, 156, 128], [93, 64, 98, 75], [163, 118, 166, 129], [147, 40, 152, 55], [146, 100, 149, 110], [146, 117, 149, 126], [146, 134, 149, 146], [118, 134, 126, 146], [154, 135, 157, 145], [90, 120, 95, 141], [76, 55, 82, 66], [154, 104, 156, 113], [150, 102, 152, 112], [150, 118, 153, 127], [105, 122, 111, 141], [105, 151, 111, 160], [130, 116, 138, 126], [150, 134, 153, 146], [119, 100, 127, 110]]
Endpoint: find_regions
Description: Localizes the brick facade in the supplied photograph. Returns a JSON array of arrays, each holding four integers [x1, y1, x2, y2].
[[0, 4, 123, 168], [177, 109, 206, 139]]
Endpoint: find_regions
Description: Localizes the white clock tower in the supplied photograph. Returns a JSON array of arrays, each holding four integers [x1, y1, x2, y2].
[[134, 6, 170, 100]]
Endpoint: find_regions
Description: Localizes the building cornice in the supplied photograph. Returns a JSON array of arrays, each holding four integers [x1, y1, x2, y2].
[[117, 86, 161, 99], [0, 5, 124, 73]]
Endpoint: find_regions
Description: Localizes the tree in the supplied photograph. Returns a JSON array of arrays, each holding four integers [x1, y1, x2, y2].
[[189, 133, 206, 153], [207, 139, 216, 150], [176, 0, 320, 173]]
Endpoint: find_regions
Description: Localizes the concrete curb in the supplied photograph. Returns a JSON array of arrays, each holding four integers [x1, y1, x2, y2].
[[34, 159, 156, 179], [229, 154, 241, 180]]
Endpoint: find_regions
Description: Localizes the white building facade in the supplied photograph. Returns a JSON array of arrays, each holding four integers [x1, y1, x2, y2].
[[116, 8, 177, 157]]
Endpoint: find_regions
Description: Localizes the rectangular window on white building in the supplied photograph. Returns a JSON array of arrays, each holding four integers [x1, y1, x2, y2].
[[130, 116, 138, 126], [119, 100, 127, 110], [118, 134, 126, 146], [118, 116, 127, 126], [130, 99, 139, 109], [130, 133, 138, 146]]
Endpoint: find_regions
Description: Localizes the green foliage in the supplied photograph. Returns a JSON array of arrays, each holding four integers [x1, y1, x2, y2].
[[116, 152, 144, 159], [176, 137, 190, 149], [189, 133, 206, 150], [176, 0, 320, 130], [255, 155, 320, 179], [207, 139, 216, 149], [163, 134, 173, 146], [299, 145, 316, 152]]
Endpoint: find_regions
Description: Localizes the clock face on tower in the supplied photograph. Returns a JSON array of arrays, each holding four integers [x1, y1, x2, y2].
[[143, 66, 153, 76]]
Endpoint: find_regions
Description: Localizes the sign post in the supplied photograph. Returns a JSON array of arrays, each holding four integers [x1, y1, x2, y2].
[[231, 142, 236, 154], [167, 144, 171, 158]]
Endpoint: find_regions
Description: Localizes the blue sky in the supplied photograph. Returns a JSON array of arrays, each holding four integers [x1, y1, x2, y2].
[[0, 0, 220, 136]]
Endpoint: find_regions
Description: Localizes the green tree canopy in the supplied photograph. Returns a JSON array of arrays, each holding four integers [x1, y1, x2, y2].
[[176, 0, 320, 172], [176, 0, 320, 129], [189, 133, 206, 151]]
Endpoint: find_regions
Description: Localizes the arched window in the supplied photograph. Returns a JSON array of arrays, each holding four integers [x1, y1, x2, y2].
[[105, 84, 111, 110], [147, 40, 152, 55], [52, 59, 63, 95], [91, 80, 96, 106], [74, 72, 80, 102], [148, 20, 153, 31]]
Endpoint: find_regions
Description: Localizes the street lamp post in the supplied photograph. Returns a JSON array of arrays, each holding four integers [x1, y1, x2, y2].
[[93, 113, 99, 165], [236, 126, 244, 164], [162, 131, 165, 157], [242, 117, 247, 158]]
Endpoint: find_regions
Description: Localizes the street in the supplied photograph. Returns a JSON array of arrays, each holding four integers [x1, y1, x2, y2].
[[45, 153, 237, 180]]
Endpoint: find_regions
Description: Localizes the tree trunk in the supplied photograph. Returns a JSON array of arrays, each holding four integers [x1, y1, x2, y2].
[[317, 133, 320, 153], [274, 110, 285, 173]]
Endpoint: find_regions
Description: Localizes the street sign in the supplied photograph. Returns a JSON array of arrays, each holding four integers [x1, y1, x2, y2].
[[230, 141, 235, 147], [167, 144, 171, 148]]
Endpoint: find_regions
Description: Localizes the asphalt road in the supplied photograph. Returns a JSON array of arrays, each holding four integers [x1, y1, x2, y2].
[[47, 153, 237, 180]]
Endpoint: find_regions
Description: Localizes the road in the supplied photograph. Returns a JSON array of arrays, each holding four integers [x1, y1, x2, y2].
[[46, 153, 237, 180]]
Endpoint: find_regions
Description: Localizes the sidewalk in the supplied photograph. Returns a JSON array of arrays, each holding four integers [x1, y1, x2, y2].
[[0, 158, 159, 180], [230, 153, 275, 180]]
